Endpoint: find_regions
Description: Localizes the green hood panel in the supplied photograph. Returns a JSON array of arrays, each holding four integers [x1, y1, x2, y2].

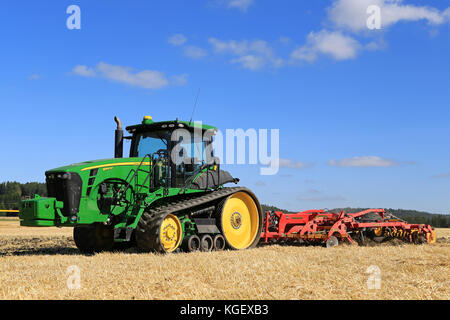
[[47, 157, 149, 173]]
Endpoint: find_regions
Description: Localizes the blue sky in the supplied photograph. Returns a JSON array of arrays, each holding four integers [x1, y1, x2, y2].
[[0, 0, 449, 213]]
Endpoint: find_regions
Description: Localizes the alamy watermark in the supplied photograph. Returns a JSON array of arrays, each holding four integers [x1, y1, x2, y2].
[[366, 265, 381, 289], [367, 5, 381, 30], [169, 122, 280, 176], [66, 5, 81, 30], [66, 265, 81, 289]]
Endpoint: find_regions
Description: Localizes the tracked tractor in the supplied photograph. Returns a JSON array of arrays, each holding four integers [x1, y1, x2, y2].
[[19, 116, 263, 253]]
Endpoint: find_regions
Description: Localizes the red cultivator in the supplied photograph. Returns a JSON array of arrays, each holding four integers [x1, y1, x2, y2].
[[261, 209, 437, 247]]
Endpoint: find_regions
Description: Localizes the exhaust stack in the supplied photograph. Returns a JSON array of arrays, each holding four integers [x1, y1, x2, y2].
[[114, 116, 123, 158]]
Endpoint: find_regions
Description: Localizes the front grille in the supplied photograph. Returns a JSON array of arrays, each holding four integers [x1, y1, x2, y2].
[[45, 172, 82, 216]]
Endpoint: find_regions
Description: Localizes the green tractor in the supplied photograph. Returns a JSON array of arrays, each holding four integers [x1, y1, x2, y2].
[[19, 116, 263, 253]]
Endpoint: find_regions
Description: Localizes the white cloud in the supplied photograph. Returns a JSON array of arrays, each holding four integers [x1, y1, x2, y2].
[[27, 74, 41, 80], [328, 156, 399, 167], [171, 74, 189, 86], [231, 55, 265, 70], [289, 1, 450, 64], [170, 1, 450, 69], [278, 158, 311, 169], [72, 65, 96, 77], [168, 34, 187, 46], [209, 38, 274, 57], [328, 0, 449, 33], [209, 38, 252, 55], [183, 45, 208, 59], [226, 0, 254, 12], [291, 30, 361, 62], [96, 62, 169, 89], [445, 8, 450, 20], [71, 62, 187, 89], [279, 36, 292, 45], [431, 172, 450, 179], [209, 38, 283, 70], [365, 38, 387, 51]]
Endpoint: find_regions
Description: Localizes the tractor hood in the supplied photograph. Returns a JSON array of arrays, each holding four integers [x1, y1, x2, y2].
[[22, 157, 151, 227], [46, 157, 148, 174]]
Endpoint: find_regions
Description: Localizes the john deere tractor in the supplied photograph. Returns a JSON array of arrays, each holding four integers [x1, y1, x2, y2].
[[19, 116, 263, 253]]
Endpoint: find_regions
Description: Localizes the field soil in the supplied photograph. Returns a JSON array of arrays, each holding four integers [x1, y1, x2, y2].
[[0, 218, 449, 300]]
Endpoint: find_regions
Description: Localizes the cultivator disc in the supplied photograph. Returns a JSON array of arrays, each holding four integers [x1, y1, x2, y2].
[[326, 236, 339, 248], [427, 230, 437, 244], [373, 227, 383, 237]]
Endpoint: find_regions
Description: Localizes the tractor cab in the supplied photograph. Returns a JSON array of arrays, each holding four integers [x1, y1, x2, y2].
[[118, 116, 221, 190]]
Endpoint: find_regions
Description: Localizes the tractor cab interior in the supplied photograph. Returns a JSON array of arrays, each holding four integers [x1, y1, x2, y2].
[[129, 128, 214, 189]]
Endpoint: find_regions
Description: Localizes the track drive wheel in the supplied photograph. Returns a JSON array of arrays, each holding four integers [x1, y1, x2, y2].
[[217, 191, 263, 250], [136, 212, 183, 253], [73, 223, 114, 254]]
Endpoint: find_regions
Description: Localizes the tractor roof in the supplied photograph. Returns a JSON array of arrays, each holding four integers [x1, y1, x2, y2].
[[126, 116, 218, 134]]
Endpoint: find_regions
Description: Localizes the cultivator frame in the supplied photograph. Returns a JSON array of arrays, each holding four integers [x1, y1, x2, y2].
[[261, 209, 436, 247]]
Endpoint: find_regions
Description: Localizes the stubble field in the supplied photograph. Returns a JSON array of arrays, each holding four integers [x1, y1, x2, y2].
[[0, 217, 449, 300]]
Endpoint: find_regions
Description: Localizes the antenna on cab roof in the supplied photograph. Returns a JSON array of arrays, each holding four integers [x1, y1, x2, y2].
[[189, 88, 201, 125]]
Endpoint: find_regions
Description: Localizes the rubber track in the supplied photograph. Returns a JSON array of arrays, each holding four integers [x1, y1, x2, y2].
[[135, 187, 251, 253]]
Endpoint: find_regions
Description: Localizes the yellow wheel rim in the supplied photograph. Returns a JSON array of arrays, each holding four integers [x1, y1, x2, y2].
[[221, 192, 260, 250], [160, 214, 183, 252]]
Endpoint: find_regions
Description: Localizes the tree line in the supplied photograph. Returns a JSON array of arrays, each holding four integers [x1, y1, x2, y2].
[[0, 182, 47, 210]]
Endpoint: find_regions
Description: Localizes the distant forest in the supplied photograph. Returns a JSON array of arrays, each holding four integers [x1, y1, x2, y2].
[[262, 205, 450, 228], [0, 182, 448, 228], [0, 182, 47, 210]]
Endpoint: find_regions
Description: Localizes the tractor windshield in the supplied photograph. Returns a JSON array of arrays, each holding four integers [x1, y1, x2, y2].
[[132, 131, 170, 158]]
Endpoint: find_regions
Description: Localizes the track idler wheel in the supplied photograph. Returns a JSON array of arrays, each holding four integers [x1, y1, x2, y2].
[[200, 235, 213, 252], [183, 235, 201, 252], [213, 234, 226, 251], [217, 191, 263, 250]]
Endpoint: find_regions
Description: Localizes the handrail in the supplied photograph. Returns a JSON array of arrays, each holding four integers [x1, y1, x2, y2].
[[114, 154, 152, 200]]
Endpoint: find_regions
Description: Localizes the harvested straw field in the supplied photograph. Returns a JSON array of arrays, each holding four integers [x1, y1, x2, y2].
[[0, 218, 448, 300]]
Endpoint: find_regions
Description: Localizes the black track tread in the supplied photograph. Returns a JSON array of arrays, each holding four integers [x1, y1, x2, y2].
[[73, 223, 114, 253], [135, 187, 252, 253], [73, 225, 96, 253]]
